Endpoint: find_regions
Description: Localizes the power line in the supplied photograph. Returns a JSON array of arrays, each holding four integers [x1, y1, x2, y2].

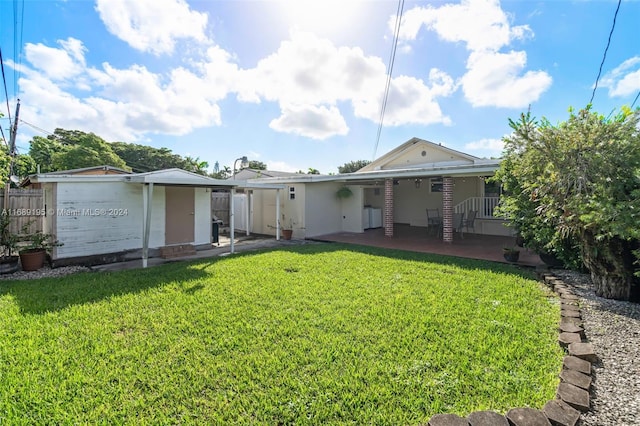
[[0, 48, 13, 127], [589, 0, 621, 105], [372, 0, 405, 160], [14, 0, 25, 97]]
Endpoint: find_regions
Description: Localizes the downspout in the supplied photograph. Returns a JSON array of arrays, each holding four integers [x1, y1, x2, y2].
[[230, 188, 235, 253], [142, 182, 154, 268]]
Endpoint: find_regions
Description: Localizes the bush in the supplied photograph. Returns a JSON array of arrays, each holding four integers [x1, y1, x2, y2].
[[494, 106, 640, 300]]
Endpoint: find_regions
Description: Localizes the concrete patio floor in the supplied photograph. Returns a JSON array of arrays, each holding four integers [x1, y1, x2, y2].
[[92, 224, 543, 273], [312, 224, 544, 268]]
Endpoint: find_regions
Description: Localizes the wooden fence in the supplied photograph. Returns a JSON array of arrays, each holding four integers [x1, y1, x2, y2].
[[0, 189, 44, 235], [211, 191, 230, 225]]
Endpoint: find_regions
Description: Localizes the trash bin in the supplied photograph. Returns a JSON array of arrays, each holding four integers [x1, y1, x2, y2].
[[212, 221, 220, 244]]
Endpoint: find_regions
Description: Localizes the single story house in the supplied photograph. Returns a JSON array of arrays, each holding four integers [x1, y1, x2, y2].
[[21, 168, 283, 267], [239, 138, 508, 242]]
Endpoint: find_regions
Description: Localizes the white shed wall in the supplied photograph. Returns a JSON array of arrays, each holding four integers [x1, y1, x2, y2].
[[50, 182, 210, 260], [53, 181, 144, 259]]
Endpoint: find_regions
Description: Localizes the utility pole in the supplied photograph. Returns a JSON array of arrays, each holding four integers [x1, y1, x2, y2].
[[4, 99, 20, 210]]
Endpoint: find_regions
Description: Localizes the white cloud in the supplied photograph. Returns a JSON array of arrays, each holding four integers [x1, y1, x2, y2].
[[599, 57, 640, 98], [398, 0, 532, 52], [240, 31, 453, 138], [461, 50, 552, 108], [397, 0, 550, 108], [269, 104, 348, 140], [24, 38, 86, 81], [16, 39, 226, 142], [15, 28, 455, 143], [266, 160, 300, 173], [354, 75, 452, 126], [95, 0, 209, 55], [464, 138, 504, 158]]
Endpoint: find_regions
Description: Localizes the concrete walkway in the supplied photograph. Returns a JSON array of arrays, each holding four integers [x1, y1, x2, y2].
[[91, 235, 303, 272]]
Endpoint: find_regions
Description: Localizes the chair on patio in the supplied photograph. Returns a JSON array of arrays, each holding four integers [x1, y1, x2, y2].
[[463, 210, 478, 235], [452, 212, 465, 237], [426, 208, 441, 236]]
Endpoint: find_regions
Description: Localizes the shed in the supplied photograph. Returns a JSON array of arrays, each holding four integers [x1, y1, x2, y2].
[[23, 168, 284, 267]]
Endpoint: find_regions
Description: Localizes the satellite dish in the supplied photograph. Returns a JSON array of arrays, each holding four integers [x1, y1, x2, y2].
[[9, 175, 19, 184]]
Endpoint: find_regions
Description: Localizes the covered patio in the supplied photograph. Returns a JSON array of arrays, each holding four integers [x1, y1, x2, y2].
[[313, 224, 543, 267]]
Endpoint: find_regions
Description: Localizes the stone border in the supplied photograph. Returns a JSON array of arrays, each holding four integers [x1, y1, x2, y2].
[[425, 273, 595, 426]]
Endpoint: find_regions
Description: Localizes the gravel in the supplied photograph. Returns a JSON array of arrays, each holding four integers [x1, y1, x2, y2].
[[0, 265, 90, 280], [552, 269, 640, 426]]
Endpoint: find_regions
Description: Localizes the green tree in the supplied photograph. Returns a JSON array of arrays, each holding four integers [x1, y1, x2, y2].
[[210, 165, 231, 180], [248, 160, 267, 170], [338, 160, 371, 173], [13, 154, 37, 179], [307, 168, 320, 175], [112, 142, 186, 172], [494, 106, 640, 301], [183, 156, 209, 176], [29, 136, 63, 173], [29, 129, 128, 172]]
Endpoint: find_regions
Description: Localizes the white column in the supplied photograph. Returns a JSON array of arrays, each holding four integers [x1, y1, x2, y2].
[[230, 188, 235, 253], [142, 183, 154, 268], [246, 190, 250, 236], [276, 189, 281, 240]]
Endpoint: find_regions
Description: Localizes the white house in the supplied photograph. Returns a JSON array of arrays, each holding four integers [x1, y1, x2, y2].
[[242, 138, 508, 242]]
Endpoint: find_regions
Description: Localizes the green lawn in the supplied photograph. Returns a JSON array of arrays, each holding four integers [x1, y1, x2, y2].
[[0, 244, 562, 425]]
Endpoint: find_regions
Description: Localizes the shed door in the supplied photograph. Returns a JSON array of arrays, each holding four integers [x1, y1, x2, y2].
[[165, 187, 195, 245]]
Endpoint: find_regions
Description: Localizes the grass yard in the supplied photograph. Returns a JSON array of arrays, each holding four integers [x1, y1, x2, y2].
[[0, 244, 562, 424]]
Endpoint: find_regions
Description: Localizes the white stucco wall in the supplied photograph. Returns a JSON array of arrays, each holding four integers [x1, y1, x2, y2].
[[340, 186, 364, 233], [250, 189, 278, 236], [303, 182, 344, 237], [283, 184, 306, 239], [391, 177, 482, 227], [385, 144, 472, 169]]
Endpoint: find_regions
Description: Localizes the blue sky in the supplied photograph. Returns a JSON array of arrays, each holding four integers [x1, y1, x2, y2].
[[1, 0, 639, 174]]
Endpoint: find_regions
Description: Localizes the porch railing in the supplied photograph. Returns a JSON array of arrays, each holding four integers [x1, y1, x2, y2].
[[454, 197, 500, 219]]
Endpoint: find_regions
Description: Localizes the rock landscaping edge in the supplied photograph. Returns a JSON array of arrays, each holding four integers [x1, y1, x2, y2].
[[426, 272, 594, 426]]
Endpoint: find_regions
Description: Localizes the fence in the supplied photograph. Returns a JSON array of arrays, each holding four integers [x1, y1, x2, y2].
[[0, 189, 44, 235], [211, 191, 230, 226], [453, 196, 500, 219]]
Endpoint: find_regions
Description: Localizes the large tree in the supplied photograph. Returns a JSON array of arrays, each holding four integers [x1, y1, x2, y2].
[[338, 160, 371, 173], [248, 160, 267, 170], [112, 142, 186, 172], [494, 106, 640, 301], [112, 142, 210, 175], [29, 129, 128, 172]]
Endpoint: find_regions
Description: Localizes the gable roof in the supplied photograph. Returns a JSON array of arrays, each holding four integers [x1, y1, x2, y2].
[[357, 137, 482, 173], [243, 137, 500, 185]]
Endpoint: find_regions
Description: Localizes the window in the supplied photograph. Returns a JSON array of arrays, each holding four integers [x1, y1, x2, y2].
[[484, 179, 501, 196], [429, 177, 443, 193], [289, 186, 295, 200]]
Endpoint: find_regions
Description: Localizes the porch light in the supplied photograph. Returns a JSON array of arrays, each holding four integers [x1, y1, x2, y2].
[[233, 156, 250, 178]]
